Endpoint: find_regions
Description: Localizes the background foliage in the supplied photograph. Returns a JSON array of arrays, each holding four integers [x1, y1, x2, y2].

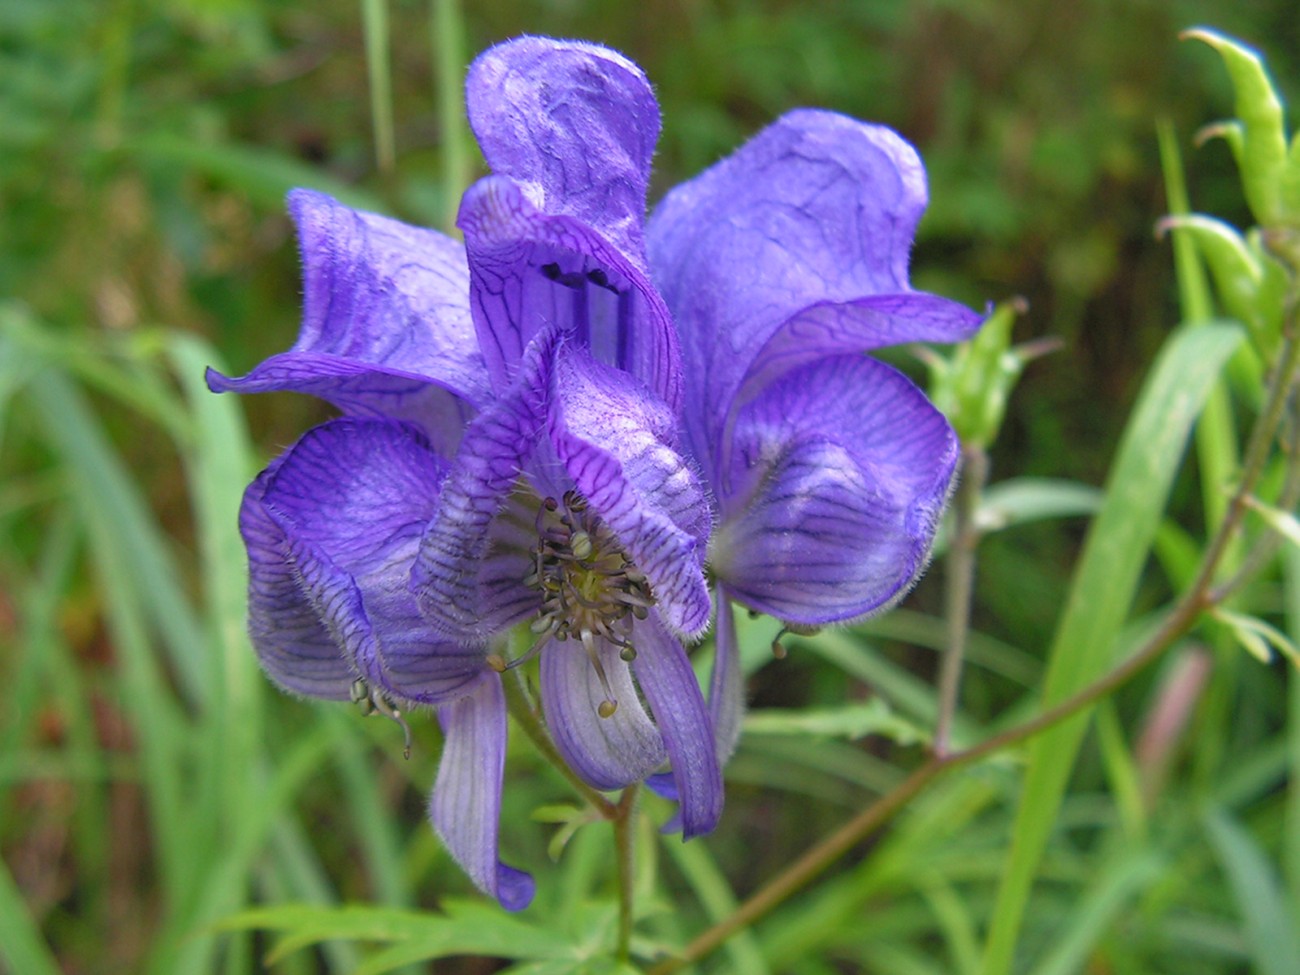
[[2, 1, 1299, 973]]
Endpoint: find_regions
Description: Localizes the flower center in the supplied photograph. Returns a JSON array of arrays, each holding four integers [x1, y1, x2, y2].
[[498, 490, 656, 717]]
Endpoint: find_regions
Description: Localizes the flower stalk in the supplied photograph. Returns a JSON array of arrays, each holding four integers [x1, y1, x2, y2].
[[935, 441, 988, 756]]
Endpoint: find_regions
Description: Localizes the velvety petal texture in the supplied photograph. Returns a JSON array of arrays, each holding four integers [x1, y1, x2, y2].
[[467, 36, 659, 264], [242, 419, 485, 704], [712, 355, 958, 623], [647, 109, 982, 468], [630, 614, 723, 837], [208, 191, 490, 454], [540, 635, 667, 790]]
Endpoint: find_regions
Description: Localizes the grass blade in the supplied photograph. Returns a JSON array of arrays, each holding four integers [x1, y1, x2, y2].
[[977, 322, 1243, 975]]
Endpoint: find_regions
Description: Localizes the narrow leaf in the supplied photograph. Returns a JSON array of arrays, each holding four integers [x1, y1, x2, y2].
[[978, 323, 1243, 975]]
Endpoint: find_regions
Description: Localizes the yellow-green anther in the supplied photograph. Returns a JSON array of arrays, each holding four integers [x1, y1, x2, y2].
[[569, 530, 593, 560]]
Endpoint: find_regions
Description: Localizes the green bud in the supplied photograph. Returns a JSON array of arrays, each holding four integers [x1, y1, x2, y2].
[[925, 298, 1041, 449], [1159, 213, 1281, 355], [1184, 28, 1300, 231]]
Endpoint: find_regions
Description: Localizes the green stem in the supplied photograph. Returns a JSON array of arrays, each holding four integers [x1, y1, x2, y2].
[[647, 320, 1300, 975], [613, 785, 639, 963], [935, 443, 987, 756], [429, 0, 472, 234], [502, 668, 616, 817], [361, 0, 396, 178]]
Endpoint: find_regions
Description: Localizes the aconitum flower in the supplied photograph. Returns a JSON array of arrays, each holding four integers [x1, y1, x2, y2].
[[210, 35, 980, 910], [646, 111, 983, 757]]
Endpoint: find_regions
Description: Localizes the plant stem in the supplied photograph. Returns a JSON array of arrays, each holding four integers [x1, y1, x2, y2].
[[935, 443, 988, 756], [613, 785, 639, 963], [647, 320, 1300, 975]]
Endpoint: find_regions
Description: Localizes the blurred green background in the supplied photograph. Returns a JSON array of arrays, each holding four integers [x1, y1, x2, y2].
[[3, 1, 1298, 973]]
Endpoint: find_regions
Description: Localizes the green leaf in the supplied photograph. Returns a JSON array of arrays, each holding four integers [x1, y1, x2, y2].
[[1213, 608, 1300, 666], [1204, 806, 1300, 975], [978, 323, 1244, 975], [219, 900, 574, 966], [974, 478, 1102, 533], [743, 700, 928, 746], [1027, 847, 1166, 975], [0, 855, 62, 975], [130, 132, 387, 213]]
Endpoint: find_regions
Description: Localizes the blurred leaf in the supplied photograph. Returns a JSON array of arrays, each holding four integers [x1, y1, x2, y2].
[[130, 132, 387, 213], [743, 700, 928, 747], [979, 322, 1244, 975], [1203, 806, 1300, 975], [1213, 608, 1300, 666], [0, 855, 61, 975], [661, 831, 770, 975], [220, 899, 575, 965], [974, 478, 1103, 533], [1028, 847, 1166, 975]]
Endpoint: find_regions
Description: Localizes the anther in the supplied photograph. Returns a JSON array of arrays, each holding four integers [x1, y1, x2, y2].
[[569, 530, 593, 560], [486, 653, 509, 673], [597, 700, 618, 718]]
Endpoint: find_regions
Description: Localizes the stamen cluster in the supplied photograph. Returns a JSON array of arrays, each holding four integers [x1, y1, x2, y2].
[[522, 491, 655, 715]]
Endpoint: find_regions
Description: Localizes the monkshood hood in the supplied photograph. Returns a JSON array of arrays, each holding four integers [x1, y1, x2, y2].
[[208, 36, 982, 910]]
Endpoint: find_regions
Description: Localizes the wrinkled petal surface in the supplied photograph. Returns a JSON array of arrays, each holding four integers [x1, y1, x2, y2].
[[208, 190, 489, 453], [458, 176, 681, 412], [540, 637, 667, 791], [712, 355, 957, 624], [549, 345, 711, 637], [467, 36, 659, 263], [431, 674, 535, 911], [646, 110, 981, 465], [630, 613, 723, 838], [245, 419, 484, 704]]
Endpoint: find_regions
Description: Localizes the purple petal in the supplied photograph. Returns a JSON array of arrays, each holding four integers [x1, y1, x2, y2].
[[431, 674, 535, 911], [208, 190, 490, 453], [239, 468, 354, 701], [712, 355, 958, 624], [709, 587, 745, 765], [540, 637, 667, 791], [466, 36, 659, 264], [646, 110, 981, 465], [411, 326, 556, 641], [248, 418, 483, 703], [548, 346, 711, 637], [458, 176, 682, 412], [631, 613, 723, 838]]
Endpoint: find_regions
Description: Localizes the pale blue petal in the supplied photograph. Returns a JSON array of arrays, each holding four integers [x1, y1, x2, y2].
[[540, 637, 667, 791], [431, 674, 535, 911]]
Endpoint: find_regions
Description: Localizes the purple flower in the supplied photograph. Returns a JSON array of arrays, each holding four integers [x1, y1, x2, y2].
[[210, 35, 980, 910], [645, 109, 983, 757]]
